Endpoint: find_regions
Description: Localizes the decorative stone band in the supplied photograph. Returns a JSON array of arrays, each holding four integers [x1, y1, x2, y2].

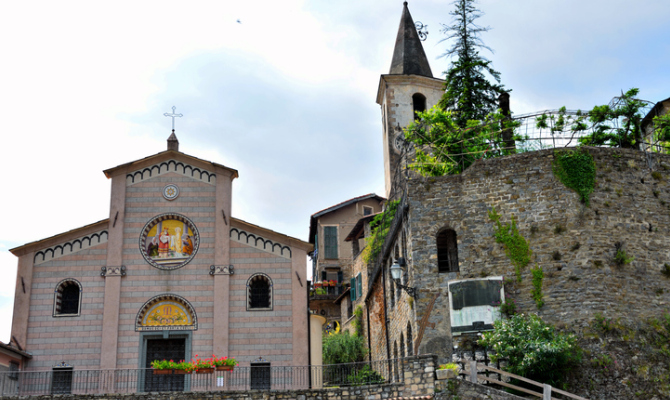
[[101, 266, 126, 277], [34, 230, 109, 265], [209, 265, 234, 275], [125, 159, 216, 186], [230, 228, 292, 259]]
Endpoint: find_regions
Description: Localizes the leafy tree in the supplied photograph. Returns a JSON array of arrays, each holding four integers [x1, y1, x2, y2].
[[438, 0, 507, 128], [579, 88, 648, 149], [323, 331, 367, 365], [404, 107, 520, 176], [479, 314, 582, 389]]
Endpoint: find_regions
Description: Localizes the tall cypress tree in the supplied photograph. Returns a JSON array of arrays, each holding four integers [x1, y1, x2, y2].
[[438, 0, 507, 127]]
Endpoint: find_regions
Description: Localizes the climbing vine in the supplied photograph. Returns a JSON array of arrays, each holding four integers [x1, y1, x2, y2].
[[531, 265, 545, 309], [489, 207, 532, 282], [362, 200, 400, 264], [552, 147, 596, 206], [352, 306, 364, 337]]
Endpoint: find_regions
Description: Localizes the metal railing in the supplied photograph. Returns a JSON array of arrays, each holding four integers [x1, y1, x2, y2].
[[459, 360, 588, 400], [0, 359, 399, 396]]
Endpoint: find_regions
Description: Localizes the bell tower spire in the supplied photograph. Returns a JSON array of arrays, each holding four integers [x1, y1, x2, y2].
[[389, 2, 433, 77], [376, 2, 445, 198]]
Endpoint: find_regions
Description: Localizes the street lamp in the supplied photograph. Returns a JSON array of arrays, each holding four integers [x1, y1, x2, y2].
[[390, 258, 416, 298]]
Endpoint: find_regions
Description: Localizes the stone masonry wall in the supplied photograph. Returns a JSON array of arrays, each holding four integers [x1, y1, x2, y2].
[[405, 147, 670, 360]]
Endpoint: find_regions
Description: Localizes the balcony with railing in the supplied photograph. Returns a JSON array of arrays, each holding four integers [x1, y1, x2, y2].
[[309, 282, 346, 300], [0, 359, 399, 397]]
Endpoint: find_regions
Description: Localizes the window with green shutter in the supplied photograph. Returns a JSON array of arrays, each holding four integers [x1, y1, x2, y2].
[[324, 226, 338, 259], [350, 277, 356, 301], [356, 274, 362, 300]]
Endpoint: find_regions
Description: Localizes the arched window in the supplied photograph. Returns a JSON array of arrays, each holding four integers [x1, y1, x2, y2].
[[247, 274, 272, 310], [407, 322, 414, 356], [412, 93, 427, 120], [54, 279, 82, 316], [437, 228, 459, 273], [400, 333, 405, 358]]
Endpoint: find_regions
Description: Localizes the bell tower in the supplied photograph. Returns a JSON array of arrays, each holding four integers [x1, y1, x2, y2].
[[376, 2, 445, 198]]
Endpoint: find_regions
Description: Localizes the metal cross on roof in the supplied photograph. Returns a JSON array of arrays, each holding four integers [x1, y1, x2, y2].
[[163, 106, 183, 131]]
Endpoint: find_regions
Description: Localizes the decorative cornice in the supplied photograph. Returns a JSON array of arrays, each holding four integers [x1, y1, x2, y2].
[[230, 228, 291, 259], [34, 230, 108, 265], [126, 159, 216, 186]]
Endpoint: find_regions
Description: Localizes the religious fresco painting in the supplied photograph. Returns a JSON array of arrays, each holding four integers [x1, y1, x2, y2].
[[140, 213, 199, 270], [137, 300, 196, 332]]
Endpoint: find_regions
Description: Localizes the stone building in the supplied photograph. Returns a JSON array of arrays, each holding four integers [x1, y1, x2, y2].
[[7, 132, 312, 390], [339, 1, 670, 366], [307, 194, 383, 331]]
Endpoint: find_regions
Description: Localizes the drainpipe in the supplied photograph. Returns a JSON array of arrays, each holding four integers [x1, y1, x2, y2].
[[365, 301, 372, 363], [306, 283, 312, 389], [381, 259, 391, 376]]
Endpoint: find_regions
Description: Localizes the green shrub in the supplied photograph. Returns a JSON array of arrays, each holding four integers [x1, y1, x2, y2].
[[661, 263, 670, 278], [346, 365, 385, 386], [613, 242, 634, 267], [323, 331, 367, 365], [593, 312, 620, 334], [495, 298, 517, 317], [438, 363, 459, 371], [479, 314, 582, 389]]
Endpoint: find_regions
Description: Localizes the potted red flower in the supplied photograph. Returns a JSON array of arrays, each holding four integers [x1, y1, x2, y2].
[[211, 354, 238, 371]]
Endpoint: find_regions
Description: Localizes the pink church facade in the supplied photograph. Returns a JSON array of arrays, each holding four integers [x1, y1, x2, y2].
[[9, 137, 312, 376]]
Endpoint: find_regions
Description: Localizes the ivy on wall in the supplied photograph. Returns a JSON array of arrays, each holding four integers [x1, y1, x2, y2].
[[552, 147, 596, 206], [531, 265, 545, 309], [489, 207, 532, 282], [362, 200, 400, 264]]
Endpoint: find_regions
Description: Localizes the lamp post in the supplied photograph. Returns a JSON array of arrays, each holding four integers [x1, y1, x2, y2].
[[390, 258, 416, 298]]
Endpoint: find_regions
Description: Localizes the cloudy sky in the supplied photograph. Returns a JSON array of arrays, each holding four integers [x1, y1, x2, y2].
[[0, 0, 668, 344]]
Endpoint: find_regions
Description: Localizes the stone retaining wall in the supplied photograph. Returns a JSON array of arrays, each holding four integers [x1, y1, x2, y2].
[[435, 379, 526, 400], [406, 147, 670, 359]]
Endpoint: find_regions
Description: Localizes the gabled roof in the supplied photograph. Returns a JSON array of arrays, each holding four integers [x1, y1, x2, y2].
[[308, 194, 386, 245], [344, 212, 381, 242], [103, 149, 239, 179], [10, 219, 109, 256], [231, 217, 313, 252], [389, 2, 433, 77], [0, 341, 32, 359], [641, 96, 670, 129]]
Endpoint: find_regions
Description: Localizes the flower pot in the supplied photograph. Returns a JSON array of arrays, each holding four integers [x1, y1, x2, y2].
[[153, 369, 172, 375], [173, 370, 189, 375], [435, 369, 457, 380], [196, 368, 214, 374], [216, 365, 234, 371]]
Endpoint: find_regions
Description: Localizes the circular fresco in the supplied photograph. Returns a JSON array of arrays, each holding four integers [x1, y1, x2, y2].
[[139, 213, 199, 270]]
